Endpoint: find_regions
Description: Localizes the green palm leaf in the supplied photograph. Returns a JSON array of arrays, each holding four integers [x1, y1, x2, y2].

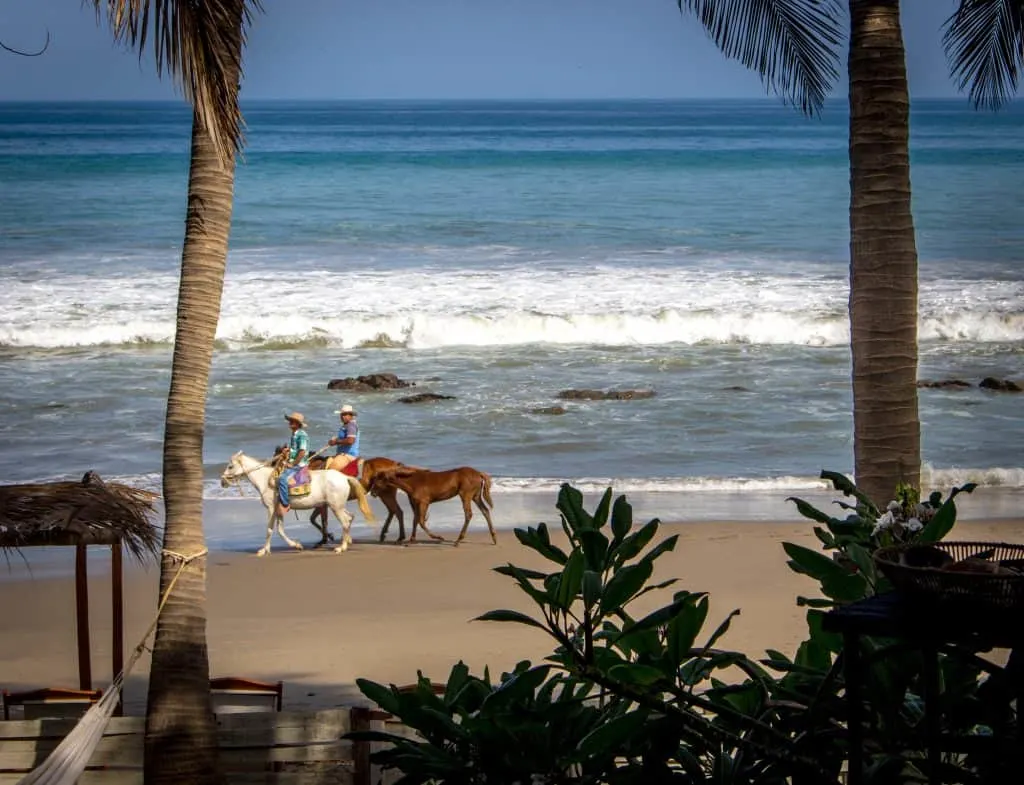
[[678, 0, 843, 115], [92, 0, 262, 161], [943, 0, 1024, 110]]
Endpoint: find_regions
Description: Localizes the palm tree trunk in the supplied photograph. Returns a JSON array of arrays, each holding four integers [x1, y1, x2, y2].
[[144, 103, 238, 785], [848, 0, 921, 506]]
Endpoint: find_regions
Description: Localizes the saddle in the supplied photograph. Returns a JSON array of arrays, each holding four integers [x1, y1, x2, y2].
[[288, 465, 312, 498]]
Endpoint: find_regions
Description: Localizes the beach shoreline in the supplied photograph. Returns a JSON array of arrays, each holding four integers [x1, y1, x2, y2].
[[1, 496, 1021, 716]]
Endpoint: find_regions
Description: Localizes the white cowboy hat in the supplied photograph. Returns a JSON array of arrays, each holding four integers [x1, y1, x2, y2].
[[334, 404, 356, 416], [284, 411, 307, 427]]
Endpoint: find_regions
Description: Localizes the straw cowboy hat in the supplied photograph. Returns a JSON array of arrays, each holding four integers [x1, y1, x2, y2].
[[334, 404, 356, 416], [284, 411, 307, 427]]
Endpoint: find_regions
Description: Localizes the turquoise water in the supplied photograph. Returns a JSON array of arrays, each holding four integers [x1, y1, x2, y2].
[[1, 99, 1022, 521]]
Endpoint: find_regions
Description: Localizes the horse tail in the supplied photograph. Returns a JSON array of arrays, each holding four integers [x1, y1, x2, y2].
[[481, 472, 494, 509], [348, 477, 377, 524]]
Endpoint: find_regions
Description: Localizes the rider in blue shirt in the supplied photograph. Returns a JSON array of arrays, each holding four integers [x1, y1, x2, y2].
[[277, 412, 309, 516], [327, 404, 360, 471]]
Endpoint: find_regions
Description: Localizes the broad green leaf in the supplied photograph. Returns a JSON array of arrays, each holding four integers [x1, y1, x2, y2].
[[918, 486, 973, 543], [474, 609, 549, 631], [592, 487, 613, 529], [600, 561, 653, 614], [783, 541, 855, 583], [638, 533, 679, 567], [556, 549, 585, 608], [805, 608, 843, 653], [844, 543, 876, 580], [506, 563, 557, 607], [578, 528, 610, 572], [820, 469, 880, 517], [513, 525, 568, 565], [577, 709, 649, 756], [610, 494, 633, 543], [787, 495, 834, 525], [615, 592, 700, 644], [557, 483, 592, 532], [582, 569, 602, 610], [813, 526, 837, 549], [666, 595, 708, 667], [493, 564, 548, 580], [355, 678, 400, 715], [608, 662, 665, 687], [701, 608, 740, 651], [443, 661, 470, 706], [614, 519, 660, 564], [820, 571, 868, 603]]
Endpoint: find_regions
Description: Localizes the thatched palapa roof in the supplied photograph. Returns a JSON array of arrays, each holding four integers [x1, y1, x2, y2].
[[0, 471, 160, 560]]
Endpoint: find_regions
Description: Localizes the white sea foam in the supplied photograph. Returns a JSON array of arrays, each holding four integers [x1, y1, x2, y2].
[[1, 259, 1021, 350], [77, 466, 1024, 501]]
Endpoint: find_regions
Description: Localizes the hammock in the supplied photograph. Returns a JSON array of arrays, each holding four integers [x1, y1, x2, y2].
[[17, 548, 207, 785]]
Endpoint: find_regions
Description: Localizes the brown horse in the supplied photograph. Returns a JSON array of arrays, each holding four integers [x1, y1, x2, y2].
[[306, 455, 420, 545], [367, 465, 496, 546]]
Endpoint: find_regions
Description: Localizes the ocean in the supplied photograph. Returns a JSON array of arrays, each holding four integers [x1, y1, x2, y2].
[[1, 99, 1023, 539]]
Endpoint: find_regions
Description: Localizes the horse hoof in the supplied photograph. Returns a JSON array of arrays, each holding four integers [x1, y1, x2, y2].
[[293, 544, 304, 551], [256, 548, 268, 557], [333, 543, 349, 554]]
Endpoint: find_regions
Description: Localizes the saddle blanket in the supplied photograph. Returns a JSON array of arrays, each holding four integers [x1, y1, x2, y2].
[[288, 466, 312, 498], [340, 460, 359, 478]]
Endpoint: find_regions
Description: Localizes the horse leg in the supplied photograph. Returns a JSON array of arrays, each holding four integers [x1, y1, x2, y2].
[[415, 503, 446, 543], [257, 509, 276, 557], [332, 506, 355, 553], [276, 514, 304, 552], [310, 504, 333, 547], [381, 487, 404, 543], [476, 495, 498, 544], [454, 492, 474, 546]]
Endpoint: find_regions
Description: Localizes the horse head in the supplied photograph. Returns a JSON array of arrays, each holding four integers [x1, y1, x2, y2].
[[219, 450, 247, 488]]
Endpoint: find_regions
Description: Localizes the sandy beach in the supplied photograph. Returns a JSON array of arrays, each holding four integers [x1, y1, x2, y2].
[[1, 496, 1021, 717]]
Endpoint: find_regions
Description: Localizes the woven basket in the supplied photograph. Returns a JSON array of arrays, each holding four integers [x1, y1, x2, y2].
[[873, 541, 1024, 612]]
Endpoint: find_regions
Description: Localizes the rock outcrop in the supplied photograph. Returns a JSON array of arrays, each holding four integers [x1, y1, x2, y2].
[[556, 389, 656, 401], [327, 373, 414, 391]]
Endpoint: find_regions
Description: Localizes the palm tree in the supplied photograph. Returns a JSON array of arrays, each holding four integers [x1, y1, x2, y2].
[[677, 0, 1022, 505], [93, 2, 258, 782]]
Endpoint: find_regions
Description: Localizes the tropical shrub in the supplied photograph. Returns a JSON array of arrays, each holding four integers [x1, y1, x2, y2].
[[349, 475, 1016, 784], [351, 485, 829, 784], [772, 470, 1016, 784]]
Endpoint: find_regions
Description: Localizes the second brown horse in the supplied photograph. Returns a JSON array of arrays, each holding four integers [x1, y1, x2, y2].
[[367, 465, 497, 546]]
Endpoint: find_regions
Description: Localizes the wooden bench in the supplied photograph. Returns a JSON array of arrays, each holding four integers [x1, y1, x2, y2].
[[2, 687, 103, 721]]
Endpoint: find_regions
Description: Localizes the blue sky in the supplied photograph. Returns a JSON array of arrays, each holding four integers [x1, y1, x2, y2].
[[0, 0, 963, 101]]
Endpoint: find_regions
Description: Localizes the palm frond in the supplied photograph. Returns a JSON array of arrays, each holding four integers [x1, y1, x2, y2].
[[92, 0, 262, 162], [678, 0, 843, 116], [943, 0, 1024, 110]]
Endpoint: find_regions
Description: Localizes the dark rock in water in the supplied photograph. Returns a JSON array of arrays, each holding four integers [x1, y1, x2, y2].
[[530, 406, 567, 415], [327, 373, 414, 391], [723, 386, 752, 393], [979, 377, 1022, 392], [398, 393, 457, 404], [917, 379, 972, 389], [556, 389, 656, 401]]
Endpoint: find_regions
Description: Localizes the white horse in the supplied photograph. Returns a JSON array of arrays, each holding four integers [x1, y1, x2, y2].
[[219, 451, 377, 555]]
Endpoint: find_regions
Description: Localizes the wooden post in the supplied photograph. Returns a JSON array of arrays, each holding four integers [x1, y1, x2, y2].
[[351, 707, 372, 785], [111, 541, 124, 716], [74, 543, 92, 691]]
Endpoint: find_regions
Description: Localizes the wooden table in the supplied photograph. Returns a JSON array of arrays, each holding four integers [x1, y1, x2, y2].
[[823, 592, 1024, 785]]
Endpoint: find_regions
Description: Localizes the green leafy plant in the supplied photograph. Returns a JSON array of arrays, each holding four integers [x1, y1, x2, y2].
[[350, 485, 829, 784], [770, 470, 1014, 784]]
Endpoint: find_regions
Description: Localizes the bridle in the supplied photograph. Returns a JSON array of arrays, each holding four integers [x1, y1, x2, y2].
[[220, 455, 274, 497]]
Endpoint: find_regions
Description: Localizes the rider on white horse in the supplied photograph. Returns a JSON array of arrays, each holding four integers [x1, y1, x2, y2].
[[277, 411, 309, 518]]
